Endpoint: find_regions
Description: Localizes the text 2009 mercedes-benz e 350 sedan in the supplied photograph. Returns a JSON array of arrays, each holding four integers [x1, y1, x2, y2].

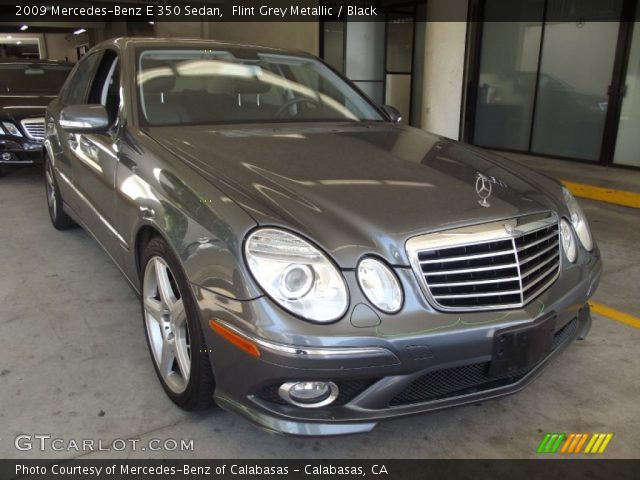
[[44, 38, 601, 436]]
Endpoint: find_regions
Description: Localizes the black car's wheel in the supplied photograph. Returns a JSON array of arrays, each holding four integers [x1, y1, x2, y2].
[[44, 156, 77, 230], [141, 236, 215, 411]]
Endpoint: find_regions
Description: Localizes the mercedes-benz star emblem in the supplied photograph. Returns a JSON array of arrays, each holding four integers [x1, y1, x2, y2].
[[475, 173, 492, 208]]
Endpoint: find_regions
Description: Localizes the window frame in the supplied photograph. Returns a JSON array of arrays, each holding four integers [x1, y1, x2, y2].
[[132, 46, 387, 128], [88, 49, 122, 130], [59, 51, 104, 107]]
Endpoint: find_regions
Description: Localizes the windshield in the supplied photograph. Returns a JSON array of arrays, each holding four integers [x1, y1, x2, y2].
[[137, 49, 383, 125], [0, 63, 73, 94]]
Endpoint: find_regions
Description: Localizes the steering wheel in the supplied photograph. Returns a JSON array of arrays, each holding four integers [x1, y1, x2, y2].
[[276, 97, 322, 118]]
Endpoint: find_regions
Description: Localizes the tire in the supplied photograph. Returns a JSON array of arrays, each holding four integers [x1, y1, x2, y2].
[[140, 236, 215, 411], [44, 155, 77, 230]]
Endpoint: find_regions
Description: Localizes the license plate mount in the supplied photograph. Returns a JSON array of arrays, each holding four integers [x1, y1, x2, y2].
[[489, 313, 556, 378]]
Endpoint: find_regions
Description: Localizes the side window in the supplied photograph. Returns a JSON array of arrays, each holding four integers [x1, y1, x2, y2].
[[61, 52, 103, 106], [88, 50, 121, 126]]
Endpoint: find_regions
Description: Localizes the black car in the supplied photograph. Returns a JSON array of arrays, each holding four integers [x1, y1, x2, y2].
[[0, 59, 73, 177]]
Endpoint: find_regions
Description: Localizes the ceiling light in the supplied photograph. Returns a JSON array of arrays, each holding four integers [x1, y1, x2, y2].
[[6, 35, 12, 39], [149, 21, 155, 25], [16, 41, 22, 44], [20, 25, 28, 31], [73, 28, 86, 35]]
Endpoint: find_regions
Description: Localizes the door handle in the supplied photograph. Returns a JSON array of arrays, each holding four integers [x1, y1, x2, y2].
[[139, 206, 155, 219], [68, 133, 78, 150]]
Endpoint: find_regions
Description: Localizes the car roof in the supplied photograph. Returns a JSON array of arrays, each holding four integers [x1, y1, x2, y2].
[[96, 37, 314, 58]]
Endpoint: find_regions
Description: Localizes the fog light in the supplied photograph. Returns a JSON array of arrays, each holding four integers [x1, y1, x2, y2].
[[278, 381, 339, 408], [1, 152, 12, 161]]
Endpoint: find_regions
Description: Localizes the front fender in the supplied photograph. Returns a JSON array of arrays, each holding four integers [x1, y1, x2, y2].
[[116, 131, 261, 300]]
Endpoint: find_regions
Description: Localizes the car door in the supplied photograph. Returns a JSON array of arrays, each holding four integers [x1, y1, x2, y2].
[[50, 51, 103, 214], [65, 49, 128, 262]]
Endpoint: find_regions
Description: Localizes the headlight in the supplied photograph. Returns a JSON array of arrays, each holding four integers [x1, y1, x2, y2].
[[1, 122, 22, 137], [560, 219, 577, 263], [245, 228, 348, 323], [562, 188, 593, 251], [357, 257, 403, 313]]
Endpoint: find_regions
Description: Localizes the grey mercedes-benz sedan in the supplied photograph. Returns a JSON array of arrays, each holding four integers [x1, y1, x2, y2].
[[43, 38, 601, 436]]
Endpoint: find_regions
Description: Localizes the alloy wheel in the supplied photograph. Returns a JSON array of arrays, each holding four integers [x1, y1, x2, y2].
[[143, 256, 191, 394]]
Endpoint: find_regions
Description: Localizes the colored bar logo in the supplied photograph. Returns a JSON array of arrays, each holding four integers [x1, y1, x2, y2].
[[537, 433, 613, 454]]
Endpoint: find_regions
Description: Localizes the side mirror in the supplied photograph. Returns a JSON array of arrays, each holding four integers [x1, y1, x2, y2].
[[59, 105, 109, 132], [381, 105, 402, 123]]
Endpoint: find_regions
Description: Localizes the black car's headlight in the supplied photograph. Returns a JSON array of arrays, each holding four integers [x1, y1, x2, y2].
[[357, 257, 403, 313], [244, 228, 349, 323], [562, 187, 594, 252], [1, 122, 22, 137]]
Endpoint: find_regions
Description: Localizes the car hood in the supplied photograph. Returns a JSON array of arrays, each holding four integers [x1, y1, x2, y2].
[[0, 94, 53, 121], [146, 122, 564, 267]]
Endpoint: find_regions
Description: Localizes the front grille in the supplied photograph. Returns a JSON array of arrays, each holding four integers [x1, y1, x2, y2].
[[389, 317, 578, 406], [255, 379, 376, 407], [408, 214, 560, 311], [20, 118, 45, 141]]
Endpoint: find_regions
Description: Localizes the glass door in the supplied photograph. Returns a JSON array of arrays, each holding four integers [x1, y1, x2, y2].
[[530, 15, 621, 161], [613, 14, 640, 166], [471, 0, 626, 163], [385, 13, 415, 124]]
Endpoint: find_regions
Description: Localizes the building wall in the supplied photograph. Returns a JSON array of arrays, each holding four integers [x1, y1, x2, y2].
[[155, 22, 319, 55], [43, 33, 77, 61], [420, 0, 468, 140]]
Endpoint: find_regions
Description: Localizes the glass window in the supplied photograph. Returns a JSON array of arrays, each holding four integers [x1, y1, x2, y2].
[[473, 0, 545, 151], [613, 17, 640, 167], [88, 51, 121, 126], [530, 4, 622, 160], [62, 52, 102, 106], [322, 21, 345, 73], [0, 63, 73, 94], [386, 16, 414, 73], [137, 49, 383, 126]]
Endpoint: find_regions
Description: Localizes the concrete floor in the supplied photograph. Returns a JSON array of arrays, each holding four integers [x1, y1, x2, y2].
[[498, 150, 640, 193], [0, 162, 639, 459]]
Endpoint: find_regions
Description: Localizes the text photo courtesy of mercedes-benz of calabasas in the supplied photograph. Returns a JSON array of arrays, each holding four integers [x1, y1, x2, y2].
[[0, 59, 73, 177], [43, 38, 601, 436]]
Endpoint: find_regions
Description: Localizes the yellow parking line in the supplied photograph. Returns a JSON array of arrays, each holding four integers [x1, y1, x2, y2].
[[589, 301, 640, 329], [562, 180, 640, 209]]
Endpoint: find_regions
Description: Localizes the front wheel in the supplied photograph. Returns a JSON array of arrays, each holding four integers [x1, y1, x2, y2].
[[44, 156, 77, 230], [141, 236, 215, 411]]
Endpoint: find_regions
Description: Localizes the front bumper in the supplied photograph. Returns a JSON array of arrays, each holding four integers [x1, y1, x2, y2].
[[0, 136, 43, 165], [196, 250, 601, 436]]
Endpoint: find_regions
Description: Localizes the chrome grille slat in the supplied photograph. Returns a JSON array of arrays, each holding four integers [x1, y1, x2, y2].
[[522, 263, 560, 292], [407, 214, 561, 311], [429, 276, 522, 288], [419, 249, 515, 264], [516, 231, 558, 252], [20, 118, 45, 141], [521, 252, 560, 278], [433, 289, 522, 300], [424, 262, 519, 276], [518, 241, 559, 265]]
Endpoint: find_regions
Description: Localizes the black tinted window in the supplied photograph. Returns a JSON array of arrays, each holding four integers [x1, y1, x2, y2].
[[88, 51, 121, 126], [0, 63, 72, 94], [62, 53, 102, 105]]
